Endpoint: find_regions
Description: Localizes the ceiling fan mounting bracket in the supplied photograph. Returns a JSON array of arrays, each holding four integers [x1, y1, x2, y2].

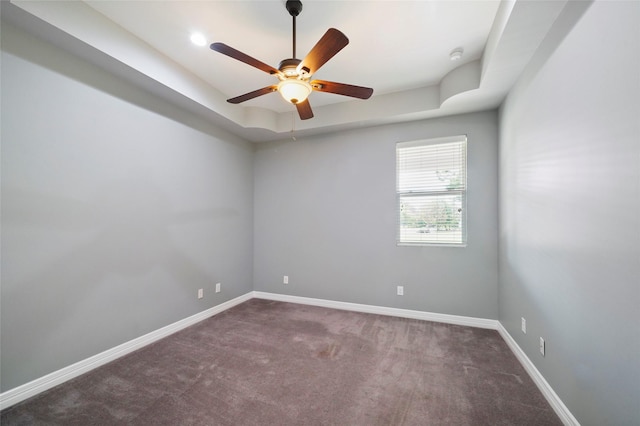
[[286, 1, 303, 17]]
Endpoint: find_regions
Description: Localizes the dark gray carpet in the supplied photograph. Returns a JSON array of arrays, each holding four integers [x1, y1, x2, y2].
[[1, 299, 562, 425]]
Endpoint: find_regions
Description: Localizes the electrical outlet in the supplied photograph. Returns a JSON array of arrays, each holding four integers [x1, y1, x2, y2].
[[521, 317, 526, 334], [283, 275, 289, 284], [197, 288, 203, 299], [215, 283, 221, 293], [397, 286, 404, 296], [540, 337, 545, 356]]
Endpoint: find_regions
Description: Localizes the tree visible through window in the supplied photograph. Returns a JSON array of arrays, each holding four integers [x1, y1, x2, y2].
[[396, 136, 467, 246]]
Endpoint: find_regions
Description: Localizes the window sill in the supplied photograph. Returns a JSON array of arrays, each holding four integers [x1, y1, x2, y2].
[[396, 242, 467, 248]]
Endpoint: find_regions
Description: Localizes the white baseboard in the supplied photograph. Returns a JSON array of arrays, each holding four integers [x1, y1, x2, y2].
[[0, 292, 253, 411], [497, 324, 580, 426], [1, 290, 578, 426], [252, 291, 499, 329]]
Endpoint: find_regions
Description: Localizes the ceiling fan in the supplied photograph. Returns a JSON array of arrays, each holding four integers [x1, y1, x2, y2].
[[210, 0, 373, 120]]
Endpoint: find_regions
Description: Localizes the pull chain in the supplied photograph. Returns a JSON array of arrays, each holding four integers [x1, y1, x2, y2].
[[291, 110, 297, 141]]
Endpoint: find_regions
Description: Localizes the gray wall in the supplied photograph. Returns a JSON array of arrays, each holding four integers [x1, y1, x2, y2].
[[1, 22, 254, 391], [254, 111, 499, 319], [498, 1, 639, 425]]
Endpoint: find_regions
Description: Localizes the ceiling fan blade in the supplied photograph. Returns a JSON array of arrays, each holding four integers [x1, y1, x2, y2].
[[295, 99, 314, 120], [228, 86, 278, 104], [210, 42, 281, 76], [311, 80, 373, 99], [297, 28, 349, 75]]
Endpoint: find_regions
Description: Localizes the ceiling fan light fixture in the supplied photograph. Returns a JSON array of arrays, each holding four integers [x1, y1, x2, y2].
[[278, 79, 312, 104]]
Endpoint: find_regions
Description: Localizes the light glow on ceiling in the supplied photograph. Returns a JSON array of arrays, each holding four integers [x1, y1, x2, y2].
[[190, 32, 207, 47]]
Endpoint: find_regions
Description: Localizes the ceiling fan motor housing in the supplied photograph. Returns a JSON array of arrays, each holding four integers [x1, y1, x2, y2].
[[278, 58, 302, 77], [278, 58, 311, 81]]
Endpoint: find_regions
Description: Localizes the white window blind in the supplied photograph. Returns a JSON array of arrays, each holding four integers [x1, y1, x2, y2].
[[396, 135, 467, 246]]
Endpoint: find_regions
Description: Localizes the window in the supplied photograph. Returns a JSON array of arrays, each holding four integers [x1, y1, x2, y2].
[[396, 135, 467, 246]]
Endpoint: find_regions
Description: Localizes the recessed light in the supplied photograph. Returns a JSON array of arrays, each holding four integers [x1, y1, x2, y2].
[[190, 32, 207, 47], [450, 47, 463, 61]]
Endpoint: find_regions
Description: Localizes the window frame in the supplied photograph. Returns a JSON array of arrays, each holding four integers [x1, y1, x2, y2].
[[396, 135, 468, 247]]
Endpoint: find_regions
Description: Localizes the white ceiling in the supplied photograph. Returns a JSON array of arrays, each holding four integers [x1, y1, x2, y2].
[[84, 0, 500, 110], [4, 0, 571, 142]]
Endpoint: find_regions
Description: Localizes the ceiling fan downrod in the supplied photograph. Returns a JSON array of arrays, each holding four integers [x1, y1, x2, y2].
[[286, 0, 303, 59]]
